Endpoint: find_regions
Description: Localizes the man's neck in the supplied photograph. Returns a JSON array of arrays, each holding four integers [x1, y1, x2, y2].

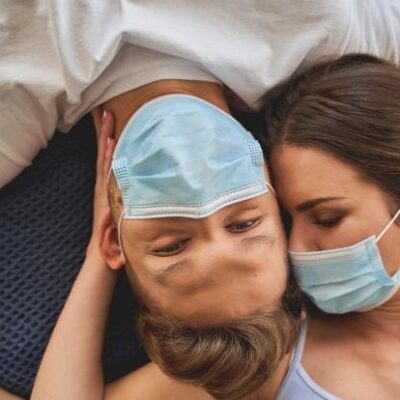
[[103, 79, 229, 140]]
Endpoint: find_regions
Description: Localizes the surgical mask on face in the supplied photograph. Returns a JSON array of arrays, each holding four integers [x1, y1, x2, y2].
[[289, 208, 400, 314], [111, 94, 273, 255]]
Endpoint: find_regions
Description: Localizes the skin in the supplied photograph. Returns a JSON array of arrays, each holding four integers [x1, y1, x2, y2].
[[271, 143, 400, 400], [102, 188, 288, 325], [0, 388, 22, 400]]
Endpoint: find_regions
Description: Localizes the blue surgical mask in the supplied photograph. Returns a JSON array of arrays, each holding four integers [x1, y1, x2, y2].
[[289, 208, 400, 314], [111, 94, 273, 250]]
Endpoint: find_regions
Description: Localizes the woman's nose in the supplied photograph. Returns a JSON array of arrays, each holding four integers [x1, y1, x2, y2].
[[288, 221, 314, 252]]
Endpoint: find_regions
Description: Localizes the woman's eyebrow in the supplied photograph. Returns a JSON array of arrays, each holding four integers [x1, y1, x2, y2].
[[296, 196, 347, 213]]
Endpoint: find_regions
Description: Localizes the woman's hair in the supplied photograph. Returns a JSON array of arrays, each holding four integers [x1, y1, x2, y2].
[[264, 54, 400, 210]]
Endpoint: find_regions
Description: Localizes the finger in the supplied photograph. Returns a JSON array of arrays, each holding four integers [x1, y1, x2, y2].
[[91, 107, 103, 134], [100, 110, 115, 139], [96, 111, 114, 173], [103, 138, 116, 177], [95, 138, 116, 212]]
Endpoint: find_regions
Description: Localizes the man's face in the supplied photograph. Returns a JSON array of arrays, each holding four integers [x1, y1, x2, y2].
[[120, 192, 289, 325]]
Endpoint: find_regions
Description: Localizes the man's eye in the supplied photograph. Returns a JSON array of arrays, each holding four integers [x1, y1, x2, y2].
[[152, 240, 189, 256], [313, 215, 344, 228], [227, 218, 261, 233]]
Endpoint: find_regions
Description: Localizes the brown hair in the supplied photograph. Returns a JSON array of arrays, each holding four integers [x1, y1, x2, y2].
[[107, 178, 302, 398], [138, 277, 302, 400], [264, 54, 400, 209]]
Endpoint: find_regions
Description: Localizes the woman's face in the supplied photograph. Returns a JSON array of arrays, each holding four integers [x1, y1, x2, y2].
[[270, 144, 400, 276]]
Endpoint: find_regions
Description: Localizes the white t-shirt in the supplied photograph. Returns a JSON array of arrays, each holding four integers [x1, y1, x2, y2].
[[1, 0, 399, 188]]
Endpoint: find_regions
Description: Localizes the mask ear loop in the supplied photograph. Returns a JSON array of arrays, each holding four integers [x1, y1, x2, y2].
[[266, 181, 276, 196], [376, 208, 400, 243]]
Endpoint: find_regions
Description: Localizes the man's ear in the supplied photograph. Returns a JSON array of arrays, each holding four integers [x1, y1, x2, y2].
[[100, 209, 125, 270]]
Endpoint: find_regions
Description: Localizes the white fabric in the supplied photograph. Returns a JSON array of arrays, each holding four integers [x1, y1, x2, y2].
[[1, 0, 400, 188]]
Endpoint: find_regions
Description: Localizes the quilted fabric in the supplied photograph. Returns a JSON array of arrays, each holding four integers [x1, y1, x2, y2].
[[0, 116, 148, 398]]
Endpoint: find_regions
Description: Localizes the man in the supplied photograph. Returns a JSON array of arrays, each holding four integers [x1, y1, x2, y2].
[[31, 80, 303, 399]]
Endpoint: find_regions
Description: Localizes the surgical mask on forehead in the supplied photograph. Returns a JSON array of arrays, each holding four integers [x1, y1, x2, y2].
[[111, 94, 274, 254], [290, 208, 400, 314]]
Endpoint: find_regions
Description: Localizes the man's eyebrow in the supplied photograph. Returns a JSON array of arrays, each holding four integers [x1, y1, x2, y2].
[[154, 259, 191, 285], [140, 227, 187, 243], [223, 205, 268, 225], [296, 197, 347, 213]]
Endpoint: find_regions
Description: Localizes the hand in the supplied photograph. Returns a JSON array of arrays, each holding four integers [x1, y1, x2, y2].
[[90, 108, 116, 247]]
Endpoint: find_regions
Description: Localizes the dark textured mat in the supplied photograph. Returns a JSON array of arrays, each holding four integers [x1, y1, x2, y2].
[[0, 115, 148, 398]]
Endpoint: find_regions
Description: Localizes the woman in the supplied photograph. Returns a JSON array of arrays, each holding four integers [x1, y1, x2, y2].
[[265, 54, 400, 399]]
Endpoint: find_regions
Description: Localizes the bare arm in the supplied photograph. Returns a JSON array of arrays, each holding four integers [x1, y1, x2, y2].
[[31, 110, 117, 400], [105, 363, 212, 400], [0, 388, 23, 400]]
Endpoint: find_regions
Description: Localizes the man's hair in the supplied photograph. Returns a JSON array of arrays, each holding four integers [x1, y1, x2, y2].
[[264, 53, 400, 210], [138, 277, 302, 400]]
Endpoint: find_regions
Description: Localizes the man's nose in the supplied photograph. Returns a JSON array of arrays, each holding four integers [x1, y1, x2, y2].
[[197, 235, 243, 265]]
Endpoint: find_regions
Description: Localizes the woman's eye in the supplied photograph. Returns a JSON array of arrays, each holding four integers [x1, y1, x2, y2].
[[152, 240, 189, 256], [227, 218, 261, 233], [313, 215, 344, 228]]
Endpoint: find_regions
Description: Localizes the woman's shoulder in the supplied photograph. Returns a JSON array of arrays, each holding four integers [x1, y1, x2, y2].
[[104, 362, 212, 400]]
